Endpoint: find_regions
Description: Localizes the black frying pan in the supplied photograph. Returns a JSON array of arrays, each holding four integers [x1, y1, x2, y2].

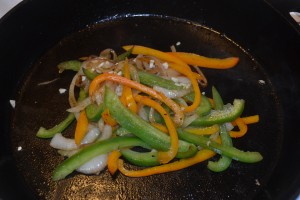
[[0, 0, 299, 199]]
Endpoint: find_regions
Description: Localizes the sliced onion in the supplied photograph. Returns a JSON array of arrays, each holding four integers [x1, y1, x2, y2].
[[98, 124, 112, 141], [153, 85, 192, 99], [66, 97, 92, 113], [225, 122, 234, 131], [76, 154, 108, 175], [97, 118, 105, 132], [69, 72, 80, 107], [148, 107, 156, 123], [129, 64, 140, 82], [192, 65, 208, 87], [138, 105, 148, 121], [50, 133, 78, 150], [100, 48, 117, 60], [182, 113, 199, 128], [80, 125, 100, 145]]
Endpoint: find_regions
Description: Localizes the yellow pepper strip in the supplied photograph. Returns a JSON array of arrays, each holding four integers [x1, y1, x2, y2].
[[89, 73, 184, 126], [122, 45, 191, 71], [167, 52, 239, 69], [107, 150, 122, 175], [117, 149, 216, 177], [229, 118, 248, 138], [169, 63, 201, 113], [74, 110, 89, 145], [120, 58, 138, 113], [102, 108, 118, 127], [150, 122, 168, 134], [183, 124, 220, 135], [134, 95, 178, 164]]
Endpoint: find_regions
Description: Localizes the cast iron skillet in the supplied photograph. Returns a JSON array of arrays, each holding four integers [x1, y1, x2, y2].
[[0, 0, 300, 199]]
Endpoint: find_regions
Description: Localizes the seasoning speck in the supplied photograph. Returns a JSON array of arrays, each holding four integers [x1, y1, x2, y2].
[[202, 92, 206, 95], [17, 146, 22, 151], [176, 41, 181, 46], [59, 88, 67, 94], [255, 179, 261, 186], [258, 80, 265, 85], [9, 100, 16, 108]]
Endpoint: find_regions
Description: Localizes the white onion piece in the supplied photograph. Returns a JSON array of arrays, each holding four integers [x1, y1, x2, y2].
[[66, 97, 92, 113], [98, 124, 112, 141], [50, 133, 78, 150], [138, 106, 148, 121], [76, 154, 108, 175], [182, 113, 199, 128], [153, 86, 192, 99], [81, 126, 100, 145], [225, 122, 234, 131], [69, 72, 80, 107], [98, 118, 105, 132], [148, 107, 156, 123]]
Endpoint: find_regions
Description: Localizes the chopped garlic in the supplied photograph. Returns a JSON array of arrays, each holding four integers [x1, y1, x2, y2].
[[255, 179, 261, 186], [9, 100, 16, 108], [17, 146, 22, 151], [81, 76, 86, 82], [202, 92, 206, 95], [176, 41, 181, 46], [162, 62, 169, 69], [149, 60, 155, 69], [59, 88, 67, 94], [258, 80, 265, 85]]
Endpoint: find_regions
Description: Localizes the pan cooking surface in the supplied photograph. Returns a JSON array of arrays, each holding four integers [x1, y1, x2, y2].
[[10, 16, 283, 199]]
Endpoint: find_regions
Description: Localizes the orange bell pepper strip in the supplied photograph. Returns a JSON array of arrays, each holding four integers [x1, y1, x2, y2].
[[122, 45, 191, 71], [74, 110, 89, 145], [169, 63, 201, 113], [107, 150, 122, 175], [229, 115, 259, 138], [167, 52, 239, 69], [101, 108, 118, 126], [117, 149, 216, 177], [120, 58, 138, 113], [89, 73, 184, 126], [240, 115, 259, 125], [134, 95, 178, 164], [229, 118, 248, 138]]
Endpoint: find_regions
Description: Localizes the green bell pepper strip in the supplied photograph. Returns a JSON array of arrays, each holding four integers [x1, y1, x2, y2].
[[83, 68, 99, 80], [104, 87, 197, 155], [85, 103, 105, 122], [207, 86, 232, 172], [52, 136, 149, 181], [177, 129, 263, 163], [184, 92, 211, 116], [114, 126, 131, 136], [115, 47, 133, 62], [121, 149, 160, 167], [36, 88, 87, 139], [138, 70, 185, 90], [36, 113, 75, 139], [190, 99, 245, 127], [57, 60, 81, 73]]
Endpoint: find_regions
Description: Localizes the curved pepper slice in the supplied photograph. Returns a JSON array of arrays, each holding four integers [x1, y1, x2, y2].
[[117, 149, 215, 177], [167, 52, 239, 69], [190, 99, 245, 126]]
